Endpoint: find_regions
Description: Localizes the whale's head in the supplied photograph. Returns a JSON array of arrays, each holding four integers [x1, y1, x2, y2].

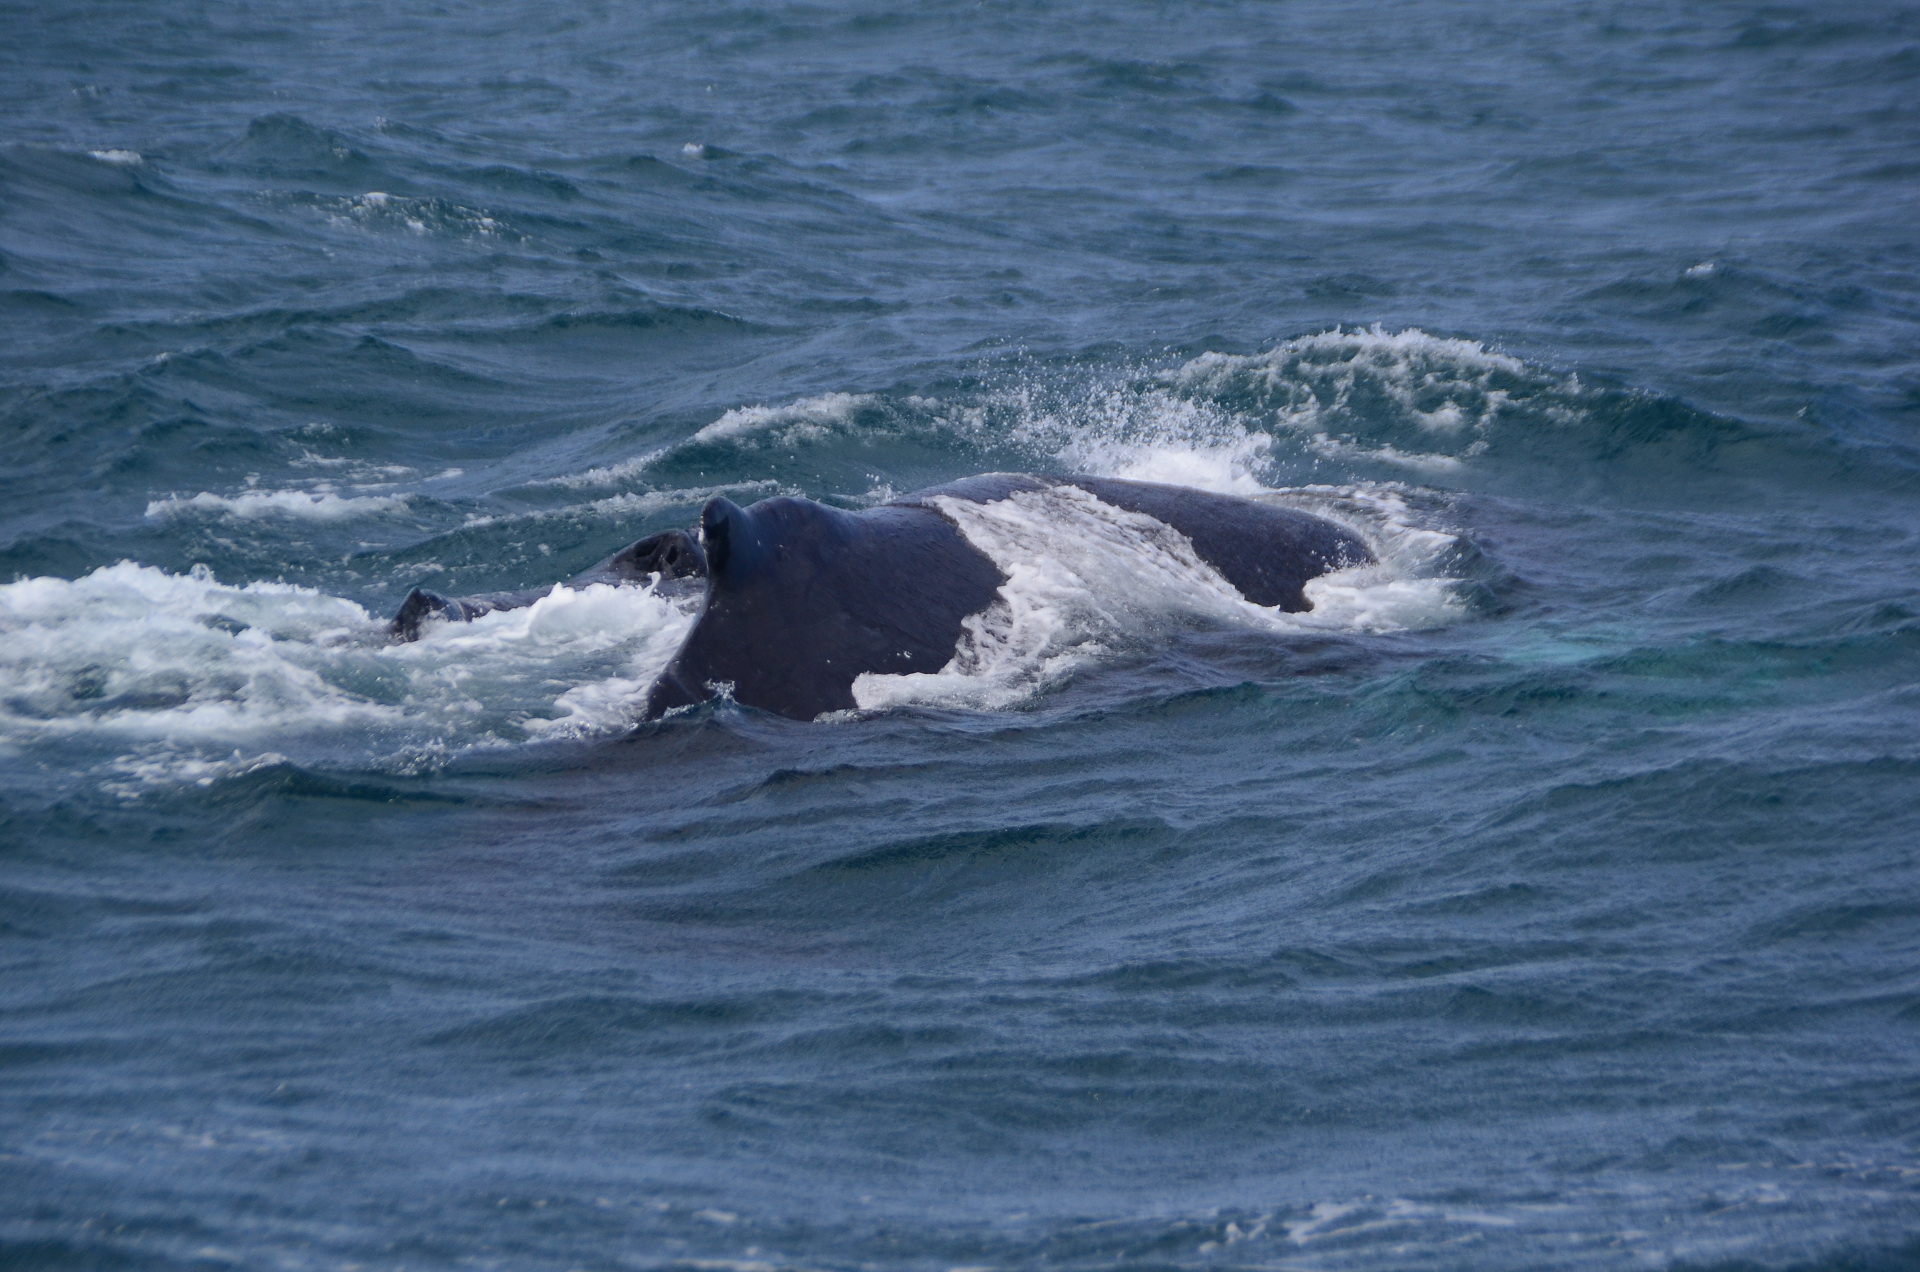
[[640, 493, 1001, 721], [642, 495, 861, 717]]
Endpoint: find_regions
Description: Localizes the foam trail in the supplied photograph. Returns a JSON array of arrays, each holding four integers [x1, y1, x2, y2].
[[0, 564, 698, 790]]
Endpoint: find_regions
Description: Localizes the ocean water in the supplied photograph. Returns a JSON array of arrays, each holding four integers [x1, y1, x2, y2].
[[3, 2, 1919, 1268]]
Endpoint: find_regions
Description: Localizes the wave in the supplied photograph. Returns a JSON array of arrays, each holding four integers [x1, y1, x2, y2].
[[596, 327, 1780, 507], [690, 392, 879, 444], [144, 488, 411, 522], [279, 187, 521, 243], [210, 113, 394, 187]]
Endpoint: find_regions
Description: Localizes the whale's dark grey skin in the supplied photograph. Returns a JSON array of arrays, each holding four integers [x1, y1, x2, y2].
[[388, 528, 706, 641], [642, 474, 1373, 721], [641, 494, 1006, 720]]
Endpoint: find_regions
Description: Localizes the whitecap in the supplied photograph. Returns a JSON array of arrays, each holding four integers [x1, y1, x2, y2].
[[534, 450, 668, 490], [145, 489, 410, 521], [1170, 325, 1535, 439], [690, 392, 875, 444]]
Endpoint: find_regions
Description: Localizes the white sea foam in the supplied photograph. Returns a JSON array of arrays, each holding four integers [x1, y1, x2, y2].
[[852, 481, 1461, 713], [1042, 392, 1274, 495], [691, 392, 874, 444], [1171, 325, 1530, 401], [0, 563, 698, 790], [145, 489, 410, 522], [88, 148, 142, 165], [970, 378, 1267, 494], [1085, 440, 1272, 491]]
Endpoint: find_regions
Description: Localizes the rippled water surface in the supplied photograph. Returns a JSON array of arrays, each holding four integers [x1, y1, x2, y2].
[[4, 3, 1919, 1269]]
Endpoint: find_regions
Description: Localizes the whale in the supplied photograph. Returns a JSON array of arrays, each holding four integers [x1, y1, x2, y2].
[[390, 474, 1374, 721]]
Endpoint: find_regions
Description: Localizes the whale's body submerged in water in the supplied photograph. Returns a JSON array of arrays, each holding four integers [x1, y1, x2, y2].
[[392, 474, 1374, 721]]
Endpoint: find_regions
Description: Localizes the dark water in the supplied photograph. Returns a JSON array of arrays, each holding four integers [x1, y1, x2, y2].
[[4, 2, 1920, 1269]]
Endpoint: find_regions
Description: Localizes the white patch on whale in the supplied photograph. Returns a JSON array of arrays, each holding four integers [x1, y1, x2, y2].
[[852, 483, 1462, 713]]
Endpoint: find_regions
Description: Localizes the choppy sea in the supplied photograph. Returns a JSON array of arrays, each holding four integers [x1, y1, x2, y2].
[[4, 3, 1919, 1269]]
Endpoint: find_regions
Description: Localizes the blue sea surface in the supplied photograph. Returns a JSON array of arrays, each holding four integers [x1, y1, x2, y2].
[[3, 2, 1919, 1269]]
